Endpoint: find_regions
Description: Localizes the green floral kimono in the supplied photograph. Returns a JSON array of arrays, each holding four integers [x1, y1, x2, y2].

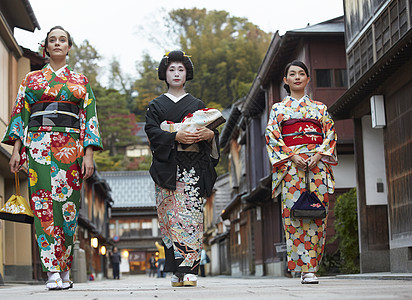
[[2, 64, 102, 272]]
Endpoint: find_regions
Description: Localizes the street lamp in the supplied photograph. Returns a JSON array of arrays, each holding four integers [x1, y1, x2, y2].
[[122, 250, 129, 259], [91, 237, 99, 249], [100, 245, 107, 256]]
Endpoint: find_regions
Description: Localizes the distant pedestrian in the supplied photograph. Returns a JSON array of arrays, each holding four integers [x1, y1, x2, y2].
[[265, 60, 337, 284], [149, 254, 157, 277], [110, 247, 121, 279], [155, 241, 166, 278], [145, 51, 220, 287], [199, 249, 209, 277]]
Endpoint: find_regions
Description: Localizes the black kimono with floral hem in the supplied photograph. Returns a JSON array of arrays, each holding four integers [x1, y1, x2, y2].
[[145, 93, 220, 274]]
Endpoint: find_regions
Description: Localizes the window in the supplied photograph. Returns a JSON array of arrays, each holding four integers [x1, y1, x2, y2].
[[117, 219, 153, 238], [316, 69, 348, 88], [334, 69, 348, 87], [316, 69, 332, 87], [109, 223, 116, 237]]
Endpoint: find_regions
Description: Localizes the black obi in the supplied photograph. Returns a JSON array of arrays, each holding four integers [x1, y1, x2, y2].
[[29, 101, 80, 129]]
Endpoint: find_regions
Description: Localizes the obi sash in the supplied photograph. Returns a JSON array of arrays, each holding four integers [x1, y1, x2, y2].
[[29, 101, 80, 129], [281, 118, 324, 147]]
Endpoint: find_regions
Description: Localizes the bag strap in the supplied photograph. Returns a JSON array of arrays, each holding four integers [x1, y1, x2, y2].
[[305, 163, 311, 193], [15, 172, 20, 196]]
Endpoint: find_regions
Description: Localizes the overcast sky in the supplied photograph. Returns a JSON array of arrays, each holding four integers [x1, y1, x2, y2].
[[15, 0, 344, 84]]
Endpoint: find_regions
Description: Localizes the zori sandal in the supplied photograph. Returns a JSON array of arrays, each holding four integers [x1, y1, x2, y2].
[[62, 279, 73, 290], [46, 277, 63, 290]]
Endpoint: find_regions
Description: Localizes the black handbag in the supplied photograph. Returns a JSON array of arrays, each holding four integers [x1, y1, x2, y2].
[[290, 165, 326, 219]]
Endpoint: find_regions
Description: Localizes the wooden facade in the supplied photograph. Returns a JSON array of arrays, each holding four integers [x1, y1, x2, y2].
[[0, 0, 41, 283], [101, 171, 159, 275], [330, 0, 412, 273]]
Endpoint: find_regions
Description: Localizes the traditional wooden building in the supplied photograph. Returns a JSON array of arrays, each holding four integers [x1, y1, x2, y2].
[[75, 171, 113, 281], [0, 0, 41, 283], [220, 16, 356, 276], [101, 171, 159, 275], [330, 0, 412, 273], [203, 173, 231, 276]]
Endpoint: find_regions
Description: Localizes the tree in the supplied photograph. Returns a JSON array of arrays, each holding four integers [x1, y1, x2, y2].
[[332, 188, 360, 274], [135, 8, 271, 109], [108, 57, 136, 112], [94, 86, 138, 156], [67, 40, 100, 87], [133, 53, 165, 121], [165, 8, 272, 108]]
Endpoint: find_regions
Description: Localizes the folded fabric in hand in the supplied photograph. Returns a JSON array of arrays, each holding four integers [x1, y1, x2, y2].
[[160, 108, 225, 133]]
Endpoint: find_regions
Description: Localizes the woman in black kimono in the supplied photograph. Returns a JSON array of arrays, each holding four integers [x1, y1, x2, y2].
[[145, 51, 219, 287]]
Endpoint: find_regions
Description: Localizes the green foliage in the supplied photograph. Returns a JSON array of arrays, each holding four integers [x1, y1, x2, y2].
[[133, 53, 166, 121], [215, 153, 228, 177], [163, 8, 272, 108], [332, 188, 360, 274], [136, 155, 152, 171], [67, 40, 100, 87], [108, 57, 136, 112], [93, 86, 138, 156]]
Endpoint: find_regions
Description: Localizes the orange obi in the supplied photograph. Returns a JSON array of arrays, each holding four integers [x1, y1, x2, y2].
[[281, 118, 324, 147]]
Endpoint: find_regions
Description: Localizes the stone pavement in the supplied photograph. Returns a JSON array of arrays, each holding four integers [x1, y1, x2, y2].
[[0, 274, 412, 300]]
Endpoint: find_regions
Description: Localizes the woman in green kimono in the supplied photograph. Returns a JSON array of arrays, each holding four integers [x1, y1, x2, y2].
[[2, 26, 102, 290]]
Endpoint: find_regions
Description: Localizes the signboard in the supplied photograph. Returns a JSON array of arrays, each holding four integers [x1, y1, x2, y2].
[[128, 251, 145, 262]]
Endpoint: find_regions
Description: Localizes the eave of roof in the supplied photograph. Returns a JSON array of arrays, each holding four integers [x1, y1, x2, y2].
[[330, 28, 412, 119], [243, 17, 344, 117], [0, 0, 40, 32]]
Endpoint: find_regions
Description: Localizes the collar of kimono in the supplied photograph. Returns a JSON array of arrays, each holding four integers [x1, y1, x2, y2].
[[286, 94, 310, 103], [46, 64, 69, 77]]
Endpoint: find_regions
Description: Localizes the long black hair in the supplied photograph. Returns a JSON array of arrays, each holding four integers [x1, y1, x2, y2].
[[283, 60, 310, 94]]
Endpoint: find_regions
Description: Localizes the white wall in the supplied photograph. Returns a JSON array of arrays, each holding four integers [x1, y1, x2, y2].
[[333, 154, 357, 189], [361, 115, 388, 205]]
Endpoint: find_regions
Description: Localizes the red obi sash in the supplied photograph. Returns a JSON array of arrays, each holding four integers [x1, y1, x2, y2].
[[281, 118, 324, 147]]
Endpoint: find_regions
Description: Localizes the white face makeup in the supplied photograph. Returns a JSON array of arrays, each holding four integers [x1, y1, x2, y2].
[[166, 62, 187, 88]]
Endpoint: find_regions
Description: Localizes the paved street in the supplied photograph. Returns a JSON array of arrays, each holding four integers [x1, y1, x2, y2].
[[1, 274, 412, 299]]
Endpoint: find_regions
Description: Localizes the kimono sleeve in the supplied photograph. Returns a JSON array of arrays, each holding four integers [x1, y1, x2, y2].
[[2, 75, 30, 146], [265, 103, 295, 168], [145, 101, 177, 162], [317, 105, 338, 165], [81, 83, 103, 151]]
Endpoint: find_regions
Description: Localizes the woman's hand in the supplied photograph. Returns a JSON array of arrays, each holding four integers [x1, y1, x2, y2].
[[195, 127, 214, 142], [82, 147, 94, 180], [290, 154, 307, 170], [175, 130, 199, 144], [10, 152, 21, 173], [175, 127, 214, 144], [306, 153, 322, 170], [9, 140, 22, 173]]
